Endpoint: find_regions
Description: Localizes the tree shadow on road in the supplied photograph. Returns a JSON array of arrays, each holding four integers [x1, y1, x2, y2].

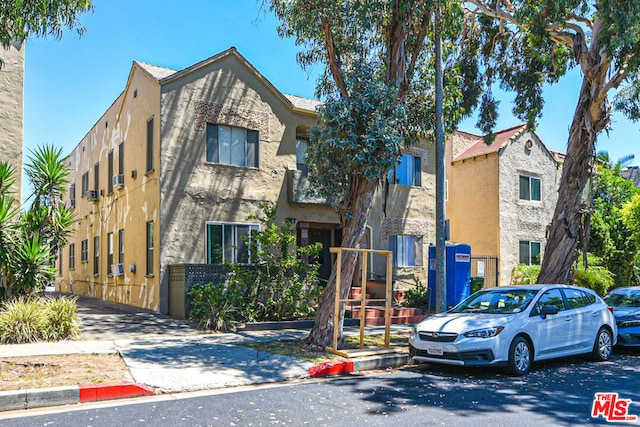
[[332, 351, 640, 426]]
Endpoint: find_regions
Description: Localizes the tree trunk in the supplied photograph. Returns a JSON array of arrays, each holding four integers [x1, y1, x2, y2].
[[537, 70, 610, 283], [306, 176, 379, 348]]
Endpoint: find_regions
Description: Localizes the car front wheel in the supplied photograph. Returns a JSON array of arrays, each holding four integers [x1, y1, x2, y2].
[[592, 327, 613, 362], [507, 336, 531, 376]]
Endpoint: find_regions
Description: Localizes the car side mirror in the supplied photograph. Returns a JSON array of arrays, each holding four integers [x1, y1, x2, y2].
[[539, 305, 559, 319]]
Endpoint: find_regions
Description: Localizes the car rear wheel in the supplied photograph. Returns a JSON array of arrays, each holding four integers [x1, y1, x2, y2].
[[592, 327, 613, 362], [507, 336, 531, 376]]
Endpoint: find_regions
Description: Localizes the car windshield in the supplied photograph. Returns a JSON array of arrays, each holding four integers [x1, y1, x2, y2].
[[604, 291, 640, 308], [451, 289, 539, 314]]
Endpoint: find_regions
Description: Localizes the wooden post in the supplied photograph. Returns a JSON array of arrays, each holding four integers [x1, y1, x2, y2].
[[359, 251, 368, 350], [385, 251, 392, 348], [332, 248, 342, 352]]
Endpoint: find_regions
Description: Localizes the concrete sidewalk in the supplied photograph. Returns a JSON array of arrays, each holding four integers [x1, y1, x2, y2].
[[0, 293, 412, 411]]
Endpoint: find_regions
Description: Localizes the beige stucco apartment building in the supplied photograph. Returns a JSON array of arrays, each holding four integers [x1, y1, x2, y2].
[[57, 48, 436, 313], [0, 42, 24, 196], [447, 125, 564, 286]]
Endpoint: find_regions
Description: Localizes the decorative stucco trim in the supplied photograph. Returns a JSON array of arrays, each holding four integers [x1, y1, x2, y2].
[[194, 101, 269, 137], [380, 218, 430, 243], [402, 147, 428, 165]]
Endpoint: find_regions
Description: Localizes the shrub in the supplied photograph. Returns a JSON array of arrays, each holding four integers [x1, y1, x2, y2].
[[403, 278, 428, 308], [187, 282, 242, 332], [0, 297, 45, 343], [42, 296, 80, 340], [511, 264, 541, 285], [188, 203, 323, 331], [573, 254, 615, 296], [0, 296, 80, 343]]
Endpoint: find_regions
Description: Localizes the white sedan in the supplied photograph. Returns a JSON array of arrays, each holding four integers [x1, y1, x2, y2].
[[409, 284, 617, 376]]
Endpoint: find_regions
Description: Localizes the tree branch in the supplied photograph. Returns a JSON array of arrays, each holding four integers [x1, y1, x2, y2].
[[322, 20, 348, 97]]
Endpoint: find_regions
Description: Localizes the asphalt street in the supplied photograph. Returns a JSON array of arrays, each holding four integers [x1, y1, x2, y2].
[[2, 349, 639, 426]]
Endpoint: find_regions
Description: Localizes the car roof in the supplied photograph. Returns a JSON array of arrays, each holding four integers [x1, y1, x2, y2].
[[608, 286, 640, 294], [482, 284, 587, 292]]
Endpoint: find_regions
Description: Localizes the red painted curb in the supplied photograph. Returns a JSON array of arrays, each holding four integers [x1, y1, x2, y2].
[[79, 383, 155, 402], [308, 360, 354, 378]]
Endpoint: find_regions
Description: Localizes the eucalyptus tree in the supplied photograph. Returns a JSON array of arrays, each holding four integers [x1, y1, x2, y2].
[[269, 1, 481, 347], [0, 0, 92, 62], [466, 1, 640, 284]]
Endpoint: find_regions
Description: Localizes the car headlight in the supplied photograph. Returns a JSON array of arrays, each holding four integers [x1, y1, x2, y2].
[[411, 326, 417, 335], [463, 326, 505, 338], [618, 319, 640, 328]]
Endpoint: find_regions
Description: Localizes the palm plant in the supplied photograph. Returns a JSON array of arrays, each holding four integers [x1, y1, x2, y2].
[[0, 145, 76, 298]]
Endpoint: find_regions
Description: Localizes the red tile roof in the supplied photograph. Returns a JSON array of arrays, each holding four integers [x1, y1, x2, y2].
[[453, 124, 527, 162]]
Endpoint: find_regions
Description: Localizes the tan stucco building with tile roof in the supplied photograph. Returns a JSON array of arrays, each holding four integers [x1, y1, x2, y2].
[[57, 48, 437, 313], [446, 125, 564, 286]]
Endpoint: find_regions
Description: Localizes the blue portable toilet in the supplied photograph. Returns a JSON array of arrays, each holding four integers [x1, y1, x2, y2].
[[428, 243, 472, 309]]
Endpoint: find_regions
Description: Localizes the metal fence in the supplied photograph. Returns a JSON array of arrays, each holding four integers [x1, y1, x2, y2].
[[168, 264, 237, 319], [470, 256, 499, 288]]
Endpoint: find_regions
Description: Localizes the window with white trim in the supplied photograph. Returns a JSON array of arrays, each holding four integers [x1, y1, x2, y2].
[[206, 124, 259, 168], [206, 223, 259, 264], [296, 138, 309, 175], [81, 239, 89, 263], [519, 240, 541, 265], [388, 234, 423, 267], [519, 175, 541, 201]]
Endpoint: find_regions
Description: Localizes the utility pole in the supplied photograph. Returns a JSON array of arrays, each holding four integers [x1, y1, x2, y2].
[[434, 0, 447, 313]]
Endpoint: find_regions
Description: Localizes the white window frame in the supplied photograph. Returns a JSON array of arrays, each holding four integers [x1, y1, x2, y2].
[[389, 234, 424, 267], [205, 222, 259, 264], [206, 124, 259, 168], [519, 240, 541, 265], [519, 174, 541, 201]]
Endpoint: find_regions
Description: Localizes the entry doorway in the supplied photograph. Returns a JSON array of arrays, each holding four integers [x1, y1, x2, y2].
[[297, 224, 341, 286]]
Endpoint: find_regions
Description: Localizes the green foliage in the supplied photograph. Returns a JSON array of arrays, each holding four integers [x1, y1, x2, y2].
[[41, 295, 81, 341], [0, 296, 80, 343], [0, 0, 93, 50], [572, 254, 615, 296], [0, 145, 75, 298], [270, 0, 481, 214], [402, 278, 429, 308], [510, 264, 540, 285], [588, 164, 640, 287], [188, 203, 322, 331], [187, 283, 241, 332]]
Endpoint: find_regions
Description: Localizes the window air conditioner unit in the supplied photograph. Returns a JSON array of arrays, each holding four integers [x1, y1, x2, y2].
[[112, 174, 125, 188], [86, 190, 99, 202], [111, 263, 125, 277]]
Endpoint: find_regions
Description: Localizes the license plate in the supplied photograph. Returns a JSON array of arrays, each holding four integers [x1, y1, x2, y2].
[[427, 344, 443, 356]]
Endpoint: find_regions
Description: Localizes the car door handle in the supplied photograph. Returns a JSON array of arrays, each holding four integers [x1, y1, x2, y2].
[[564, 316, 572, 321], [592, 312, 600, 317]]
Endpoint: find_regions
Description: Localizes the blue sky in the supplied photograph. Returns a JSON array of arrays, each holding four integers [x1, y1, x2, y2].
[[23, 0, 640, 199]]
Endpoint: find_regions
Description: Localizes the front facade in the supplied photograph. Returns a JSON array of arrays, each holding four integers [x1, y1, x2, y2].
[[0, 42, 24, 196], [447, 125, 563, 286], [57, 48, 436, 313]]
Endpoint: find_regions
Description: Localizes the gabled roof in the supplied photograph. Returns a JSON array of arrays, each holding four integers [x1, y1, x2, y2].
[[622, 166, 640, 188], [135, 61, 177, 80], [453, 124, 527, 162], [136, 47, 320, 116]]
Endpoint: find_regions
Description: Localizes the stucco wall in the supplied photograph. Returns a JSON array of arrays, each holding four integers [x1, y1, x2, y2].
[[158, 54, 339, 311], [447, 152, 501, 257], [59, 67, 163, 311], [498, 131, 560, 285], [367, 144, 436, 288], [0, 43, 24, 197]]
